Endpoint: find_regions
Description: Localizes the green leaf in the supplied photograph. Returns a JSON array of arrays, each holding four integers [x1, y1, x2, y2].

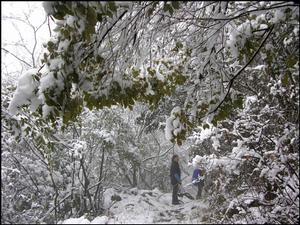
[[108, 2, 117, 12], [132, 68, 140, 78], [286, 55, 297, 68], [97, 13, 103, 22], [52, 4, 70, 20], [212, 96, 244, 126], [83, 24, 95, 41], [147, 67, 156, 76], [89, 9, 97, 24], [176, 41, 183, 49], [282, 72, 289, 86], [63, 97, 83, 124], [233, 96, 244, 109], [171, 1, 180, 10], [47, 41, 55, 52], [203, 123, 210, 129], [70, 73, 79, 83], [96, 55, 104, 64], [163, 3, 174, 15], [44, 93, 57, 107], [36, 135, 45, 148]]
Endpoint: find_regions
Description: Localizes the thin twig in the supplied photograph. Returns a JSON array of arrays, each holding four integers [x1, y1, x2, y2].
[[48, 16, 52, 37], [1, 47, 32, 67], [142, 145, 174, 162]]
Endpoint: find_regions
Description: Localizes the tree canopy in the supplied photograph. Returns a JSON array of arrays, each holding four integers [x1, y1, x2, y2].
[[8, 1, 299, 145]]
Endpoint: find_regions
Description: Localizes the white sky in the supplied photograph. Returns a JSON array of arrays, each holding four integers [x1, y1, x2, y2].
[[1, 1, 53, 84]]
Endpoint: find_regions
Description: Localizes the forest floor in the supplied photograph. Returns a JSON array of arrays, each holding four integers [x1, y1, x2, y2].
[[59, 186, 210, 224]]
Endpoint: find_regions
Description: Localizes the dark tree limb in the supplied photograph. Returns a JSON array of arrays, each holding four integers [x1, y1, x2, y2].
[[209, 24, 275, 115]]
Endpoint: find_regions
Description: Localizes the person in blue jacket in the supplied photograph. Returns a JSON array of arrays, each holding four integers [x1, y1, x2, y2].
[[192, 166, 205, 199], [170, 154, 181, 205]]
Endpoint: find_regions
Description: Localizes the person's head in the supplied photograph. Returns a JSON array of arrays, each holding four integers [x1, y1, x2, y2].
[[172, 154, 179, 163]]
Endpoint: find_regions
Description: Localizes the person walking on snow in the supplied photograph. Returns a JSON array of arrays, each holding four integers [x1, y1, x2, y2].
[[170, 154, 182, 205]]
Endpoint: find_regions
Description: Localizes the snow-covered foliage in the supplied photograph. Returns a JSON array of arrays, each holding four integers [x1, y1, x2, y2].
[[165, 106, 188, 145], [7, 1, 298, 145], [8, 69, 41, 115], [187, 36, 299, 222], [2, 100, 176, 223], [2, 1, 299, 224]]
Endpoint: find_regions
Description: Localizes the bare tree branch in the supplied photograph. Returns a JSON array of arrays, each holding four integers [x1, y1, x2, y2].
[[1, 47, 32, 67]]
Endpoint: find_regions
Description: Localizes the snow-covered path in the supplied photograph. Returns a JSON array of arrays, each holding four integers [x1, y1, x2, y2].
[[60, 187, 209, 224]]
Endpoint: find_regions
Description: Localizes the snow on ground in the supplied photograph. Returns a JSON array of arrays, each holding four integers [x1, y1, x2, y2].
[[59, 187, 209, 224]]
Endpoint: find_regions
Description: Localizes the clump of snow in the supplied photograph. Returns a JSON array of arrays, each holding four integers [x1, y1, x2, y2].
[[103, 187, 118, 209], [283, 36, 293, 46], [70, 140, 87, 159], [48, 58, 64, 70], [226, 21, 252, 58], [165, 106, 185, 142], [211, 135, 220, 151], [41, 104, 53, 119], [8, 69, 41, 115], [95, 130, 116, 145], [58, 39, 71, 52], [271, 9, 285, 23], [244, 95, 258, 111], [65, 15, 77, 28], [77, 18, 86, 34], [192, 137, 263, 175], [42, 1, 55, 15]]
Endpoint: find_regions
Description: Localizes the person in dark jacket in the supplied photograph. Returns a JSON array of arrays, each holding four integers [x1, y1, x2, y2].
[[170, 154, 181, 205]]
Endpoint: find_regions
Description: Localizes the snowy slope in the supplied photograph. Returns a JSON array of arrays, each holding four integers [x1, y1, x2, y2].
[[59, 187, 209, 224]]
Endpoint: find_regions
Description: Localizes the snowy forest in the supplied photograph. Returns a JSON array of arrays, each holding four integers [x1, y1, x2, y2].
[[1, 1, 299, 224]]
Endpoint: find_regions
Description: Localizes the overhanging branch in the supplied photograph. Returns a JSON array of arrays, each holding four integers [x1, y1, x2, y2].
[[209, 24, 275, 115]]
